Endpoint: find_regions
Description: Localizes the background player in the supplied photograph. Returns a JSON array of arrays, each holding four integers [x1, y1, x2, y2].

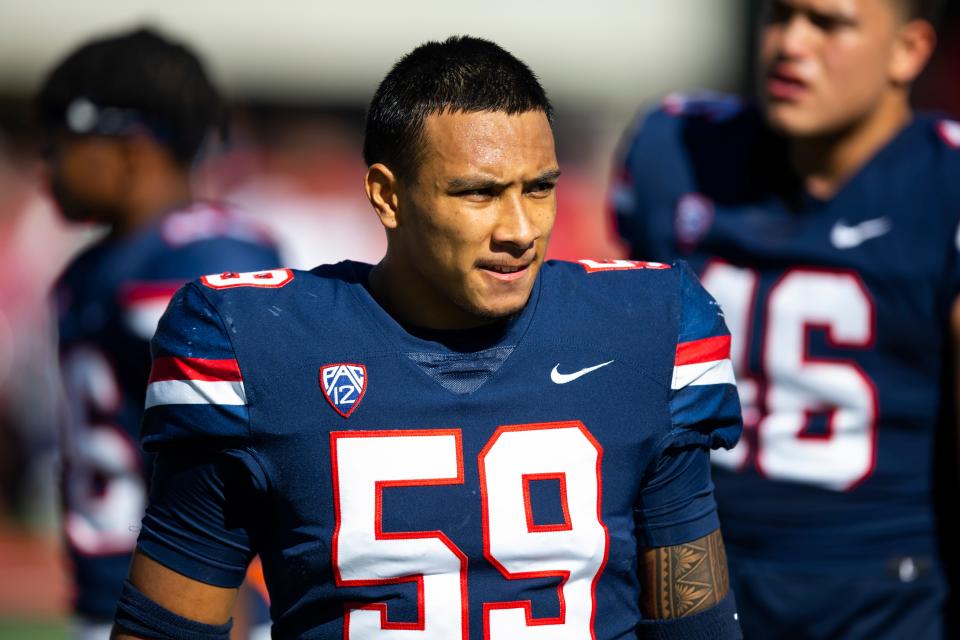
[[612, 0, 953, 637], [111, 36, 743, 639], [37, 27, 281, 639]]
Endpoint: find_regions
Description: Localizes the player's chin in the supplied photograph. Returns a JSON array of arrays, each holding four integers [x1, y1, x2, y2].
[[763, 103, 826, 138], [468, 272, 538, 319]]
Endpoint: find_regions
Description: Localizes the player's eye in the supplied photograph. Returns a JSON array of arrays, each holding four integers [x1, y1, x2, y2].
[[526, 180, 557, 198], [456, 188, 496, 201], [764, 1, 792, 25], [809, 13, 848, 33]]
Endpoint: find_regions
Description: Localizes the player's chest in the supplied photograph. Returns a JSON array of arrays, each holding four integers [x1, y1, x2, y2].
[[245, 338, 666, 533], [662, 192, 936, 272]]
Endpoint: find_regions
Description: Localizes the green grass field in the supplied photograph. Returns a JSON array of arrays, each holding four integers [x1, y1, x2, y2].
[[0, 619, 66, 640]]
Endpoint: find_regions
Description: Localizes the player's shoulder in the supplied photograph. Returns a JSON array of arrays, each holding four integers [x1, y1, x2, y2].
[[157, 201, 274, 249], [914, 112, 960, 152], [919, 114, 960, 170], [539, 260, 728, 389], [904, 114, 960, 209], [132, 201, 281, 280], [180, 260, 363, 316], [620, 92, 759, 153], [540, 258, 688, 324]]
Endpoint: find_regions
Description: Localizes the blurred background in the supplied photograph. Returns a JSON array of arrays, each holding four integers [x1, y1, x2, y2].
[[0, 1, 957, 636]]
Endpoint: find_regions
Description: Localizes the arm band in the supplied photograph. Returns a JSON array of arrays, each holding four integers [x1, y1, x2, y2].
[[636, 591, 742, 640], [113, 580, 233, 640]]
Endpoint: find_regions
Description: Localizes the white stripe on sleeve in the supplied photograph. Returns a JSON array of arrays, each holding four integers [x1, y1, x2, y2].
[[145, 379, 247, 409]]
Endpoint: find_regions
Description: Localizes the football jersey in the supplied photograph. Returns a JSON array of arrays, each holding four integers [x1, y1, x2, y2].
[[56, 202, 281, 619], [611, 93, 960, 570], [136, 259, 741, 638]]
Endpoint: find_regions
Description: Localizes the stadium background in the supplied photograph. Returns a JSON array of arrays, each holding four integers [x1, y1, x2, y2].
[[0, 1, 957, 636]]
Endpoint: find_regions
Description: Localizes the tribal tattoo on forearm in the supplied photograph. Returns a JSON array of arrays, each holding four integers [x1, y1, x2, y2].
[[640, 528, 731, 619]]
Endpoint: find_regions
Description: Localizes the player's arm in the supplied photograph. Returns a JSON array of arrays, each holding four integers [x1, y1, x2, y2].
[[111, 553, 237, 639], [640, 528, 730, 619], [112, 283, 262, 639], [634, 263, 743, 638]]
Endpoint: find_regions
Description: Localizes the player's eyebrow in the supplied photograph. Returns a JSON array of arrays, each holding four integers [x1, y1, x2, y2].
[[771, 0, 858, 26], [446, 168, 561, 192], [528, 169, 562, 186], [446, 175, 504, 191]]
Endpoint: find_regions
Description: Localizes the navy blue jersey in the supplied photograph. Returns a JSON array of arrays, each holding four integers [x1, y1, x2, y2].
[[136, 259, 741, 638], [56, 202, 281, 619], [612, 93, 960, 570]]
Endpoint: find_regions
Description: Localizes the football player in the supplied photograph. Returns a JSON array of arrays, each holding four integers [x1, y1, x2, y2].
[[37, 28, 281, 640], [111, 36, 743, 639], [611, 0, 953, 637]]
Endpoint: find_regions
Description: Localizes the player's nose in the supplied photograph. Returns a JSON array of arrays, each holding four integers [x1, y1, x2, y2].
[[491, 192, 540, 254], [778, 13, 818, 58]]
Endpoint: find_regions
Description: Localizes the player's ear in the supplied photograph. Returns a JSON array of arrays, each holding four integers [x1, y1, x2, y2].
[[889, 19, 936, 86], [365, 163, 401, 230]]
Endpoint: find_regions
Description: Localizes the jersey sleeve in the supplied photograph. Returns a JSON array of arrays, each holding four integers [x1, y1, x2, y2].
[[635, 262, 743, 548], [137, 283, 265, 587]]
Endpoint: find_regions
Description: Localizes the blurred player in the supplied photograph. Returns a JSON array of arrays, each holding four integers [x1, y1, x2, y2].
[[36, 28, 281, 639], [612, 0, 952, 637], [110, 36, 743, 639]]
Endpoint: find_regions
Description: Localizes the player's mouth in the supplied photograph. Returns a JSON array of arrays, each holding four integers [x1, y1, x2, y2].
[[767, 67, 809, 101], [477, 260, 533, 283]]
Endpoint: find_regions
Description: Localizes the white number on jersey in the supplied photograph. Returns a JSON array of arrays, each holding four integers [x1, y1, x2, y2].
[[331, 422, 609, 638], [60, 345, 145, 555], [200, 268, 293, 290], [702, 262, 878, 491]]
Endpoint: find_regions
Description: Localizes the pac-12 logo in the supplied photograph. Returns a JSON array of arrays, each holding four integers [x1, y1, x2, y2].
[[320, 364, 367, 418]]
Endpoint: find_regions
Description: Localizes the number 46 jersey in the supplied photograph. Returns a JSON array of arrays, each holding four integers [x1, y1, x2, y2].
[[137, 259, 741, 638], [611, 95, 960, 572]]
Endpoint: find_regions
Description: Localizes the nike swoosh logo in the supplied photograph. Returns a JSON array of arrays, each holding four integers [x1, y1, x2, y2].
[[550, 360, 615, 384], [830, 217, 891, 249]]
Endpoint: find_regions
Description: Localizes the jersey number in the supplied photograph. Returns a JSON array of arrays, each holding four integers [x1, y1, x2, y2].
[[200, 268, 293, 289], [60, 345, 145, 555], [701, 262, 878, 491], [331, 422, 608, 638]]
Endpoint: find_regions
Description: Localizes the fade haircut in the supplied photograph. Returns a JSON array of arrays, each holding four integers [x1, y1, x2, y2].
[[363, 35, 553, 179], [896, 0, 946, 27], [36, 27, 225, 166]]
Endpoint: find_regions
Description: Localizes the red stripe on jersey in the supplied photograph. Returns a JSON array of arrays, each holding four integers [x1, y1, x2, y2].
[[148, 356, 243, 383], [675, 335, 731, 366], [119, 282, 183, 305]]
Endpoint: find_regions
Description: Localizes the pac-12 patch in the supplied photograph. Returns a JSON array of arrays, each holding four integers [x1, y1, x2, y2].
[[319, 363, 367, 418]]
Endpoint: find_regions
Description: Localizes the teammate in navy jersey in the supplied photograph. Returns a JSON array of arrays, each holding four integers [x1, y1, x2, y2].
[[37, 28, 281, 640], [612, 0, 954, 638], [111, 36, 743, 639]]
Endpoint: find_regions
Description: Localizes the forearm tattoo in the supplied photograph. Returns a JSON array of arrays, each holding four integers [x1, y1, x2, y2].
[[640, 528, 730, 619]]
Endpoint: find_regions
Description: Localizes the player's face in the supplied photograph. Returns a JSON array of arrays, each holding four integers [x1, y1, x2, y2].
[[759, 0, 905, 136], [398, 109, 558, 325], [43, 135, 125, 224]]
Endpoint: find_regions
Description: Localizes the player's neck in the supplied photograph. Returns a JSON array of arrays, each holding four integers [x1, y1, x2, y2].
[[369, 256, 499, 331], [789, 94, 913, 201], [112, 171, 192, 238]]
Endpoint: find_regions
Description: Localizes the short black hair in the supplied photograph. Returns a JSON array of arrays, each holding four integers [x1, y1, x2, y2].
[[363, 35, 553, 179], [36, 27, 225, 165], [896, 0, 946, 28]]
